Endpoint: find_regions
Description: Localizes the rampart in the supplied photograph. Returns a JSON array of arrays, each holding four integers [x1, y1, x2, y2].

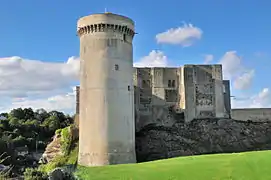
[[231, 108, 271, 122]]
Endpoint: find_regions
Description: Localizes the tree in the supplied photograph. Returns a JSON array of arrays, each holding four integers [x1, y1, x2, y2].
[[34, 109, 49, 122], [8, 117, 19, 128], [9, 108, 25, 120], [23, 108, 34, 121], [12, 135, 27, 147], [42, 115, 61, 134], [0, 113, 8, 118]]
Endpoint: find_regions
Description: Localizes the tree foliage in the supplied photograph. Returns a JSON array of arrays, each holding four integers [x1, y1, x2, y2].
[[0, 107, 74, 178]]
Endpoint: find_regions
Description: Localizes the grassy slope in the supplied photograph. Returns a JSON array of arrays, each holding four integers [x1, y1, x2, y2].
[[76, 150, 271, 180]]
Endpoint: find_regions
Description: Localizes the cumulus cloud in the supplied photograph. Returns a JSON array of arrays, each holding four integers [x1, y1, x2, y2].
[[0, 87, 76, 113], [218, 51, 255, 90], [233, 70, 255, 90], [203, 54, 214, 64], [156, 23, 202, 47], [219, 51, 242, 79], [232, 88, 271, 108], [0, 56, 80, 98], [133, 50, 169, 67], [0, 56, 80, 113]]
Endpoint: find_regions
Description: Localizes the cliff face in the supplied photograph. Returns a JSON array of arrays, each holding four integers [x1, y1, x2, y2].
[[40, 134, 63, 163], [40, 126, 79, 164], [135, 119, 271, 162]]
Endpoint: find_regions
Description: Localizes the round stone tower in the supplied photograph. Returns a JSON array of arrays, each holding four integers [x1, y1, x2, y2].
[[77, 13, 136, 166]]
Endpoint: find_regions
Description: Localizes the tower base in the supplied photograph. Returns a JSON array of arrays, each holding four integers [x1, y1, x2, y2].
[[78, 151, 137, 167]]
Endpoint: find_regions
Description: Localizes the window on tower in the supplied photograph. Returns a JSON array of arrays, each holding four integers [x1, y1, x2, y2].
[[123, 34, 126, 42], [115, 64, 119, 71]]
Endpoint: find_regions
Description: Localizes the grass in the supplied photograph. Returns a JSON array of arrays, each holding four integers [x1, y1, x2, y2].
[[75, 150, 271, 180]]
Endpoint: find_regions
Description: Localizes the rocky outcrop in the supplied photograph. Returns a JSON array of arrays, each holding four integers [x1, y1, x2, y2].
[[40, 134, 63, 163], [135, 119, 271, 162], [40, 125, 79, 164]]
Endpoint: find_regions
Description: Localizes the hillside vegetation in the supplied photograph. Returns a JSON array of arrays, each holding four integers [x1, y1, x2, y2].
[[76, 150, 271, 180], [38, 125, 78, 173], [0, 108, 74, 178]]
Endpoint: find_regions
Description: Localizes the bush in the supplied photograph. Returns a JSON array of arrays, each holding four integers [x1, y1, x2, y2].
[[0, 153, 12, 179], [61, 127, 72, 155], [24, 168, 48, 180], [55, 128, 62, 135], [39, 155, 68, 173]]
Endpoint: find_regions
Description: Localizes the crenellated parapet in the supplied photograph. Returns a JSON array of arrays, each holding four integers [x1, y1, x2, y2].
[[77, 23, 135, 38]]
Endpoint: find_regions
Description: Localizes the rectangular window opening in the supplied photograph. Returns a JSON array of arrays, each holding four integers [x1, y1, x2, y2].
[[168, 80, 172, 87], [115, 64, 119, 71], [172, 80, 176, 87]]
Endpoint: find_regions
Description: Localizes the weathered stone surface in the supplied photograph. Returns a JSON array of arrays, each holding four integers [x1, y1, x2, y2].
[[40, 134, 63, 164], [135, 119, 271, 162]]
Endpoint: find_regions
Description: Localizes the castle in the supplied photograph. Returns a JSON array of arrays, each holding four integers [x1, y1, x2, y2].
[[76, 12, 271, 167], [76, 66, 232, 132]]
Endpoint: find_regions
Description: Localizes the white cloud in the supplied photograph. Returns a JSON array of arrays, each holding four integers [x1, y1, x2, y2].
[[233, 70, 255, 90], [203, 54, 214, 64], [156, 23, 202, 47], [0, 87, 76, 113], [218, 51, 255, 90], [0, 56, 80, 98], [232, 88, 271, 108], [0, 56, 80, 113], [219, 51, 242, 79], [133, 50, 169, 67]]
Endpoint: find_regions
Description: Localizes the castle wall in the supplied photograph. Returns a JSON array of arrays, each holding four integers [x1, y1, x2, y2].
[[184, 65, 227, 121], [231, 108, 271, 122], [223, 80, 231, 118], [76, 65, 230, 133], [183, 65, 196, 121], [134, 67, 179, 131]]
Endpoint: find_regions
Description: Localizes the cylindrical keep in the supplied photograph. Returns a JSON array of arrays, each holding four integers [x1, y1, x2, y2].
[[77, 13, 136, 166]]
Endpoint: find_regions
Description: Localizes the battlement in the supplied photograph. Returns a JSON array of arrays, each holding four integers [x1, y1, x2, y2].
[[77, 23, 135, 37], [77, 13, 135, 38]]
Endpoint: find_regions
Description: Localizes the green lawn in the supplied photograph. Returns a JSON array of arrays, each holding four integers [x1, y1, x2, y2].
[[75, 150, 271, 180]]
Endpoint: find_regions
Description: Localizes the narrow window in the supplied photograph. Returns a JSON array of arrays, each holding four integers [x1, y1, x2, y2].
[[123, 34, 126, 41], [172, 80, 176, 87], [115, 64, 119, 71], [128, 85, 130, 91], [168, 80, 172, 87]]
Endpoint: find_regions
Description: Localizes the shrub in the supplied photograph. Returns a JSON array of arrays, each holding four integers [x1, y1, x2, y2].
[[24, 168, 48, 180], [61, 127, 72, 155], [39, 155, 68, 173], [0, 152, 12, 179], [55, 128, 62, 135]]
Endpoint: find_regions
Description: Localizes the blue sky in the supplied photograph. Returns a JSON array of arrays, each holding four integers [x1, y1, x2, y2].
[[0, 0, 271, 113]]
